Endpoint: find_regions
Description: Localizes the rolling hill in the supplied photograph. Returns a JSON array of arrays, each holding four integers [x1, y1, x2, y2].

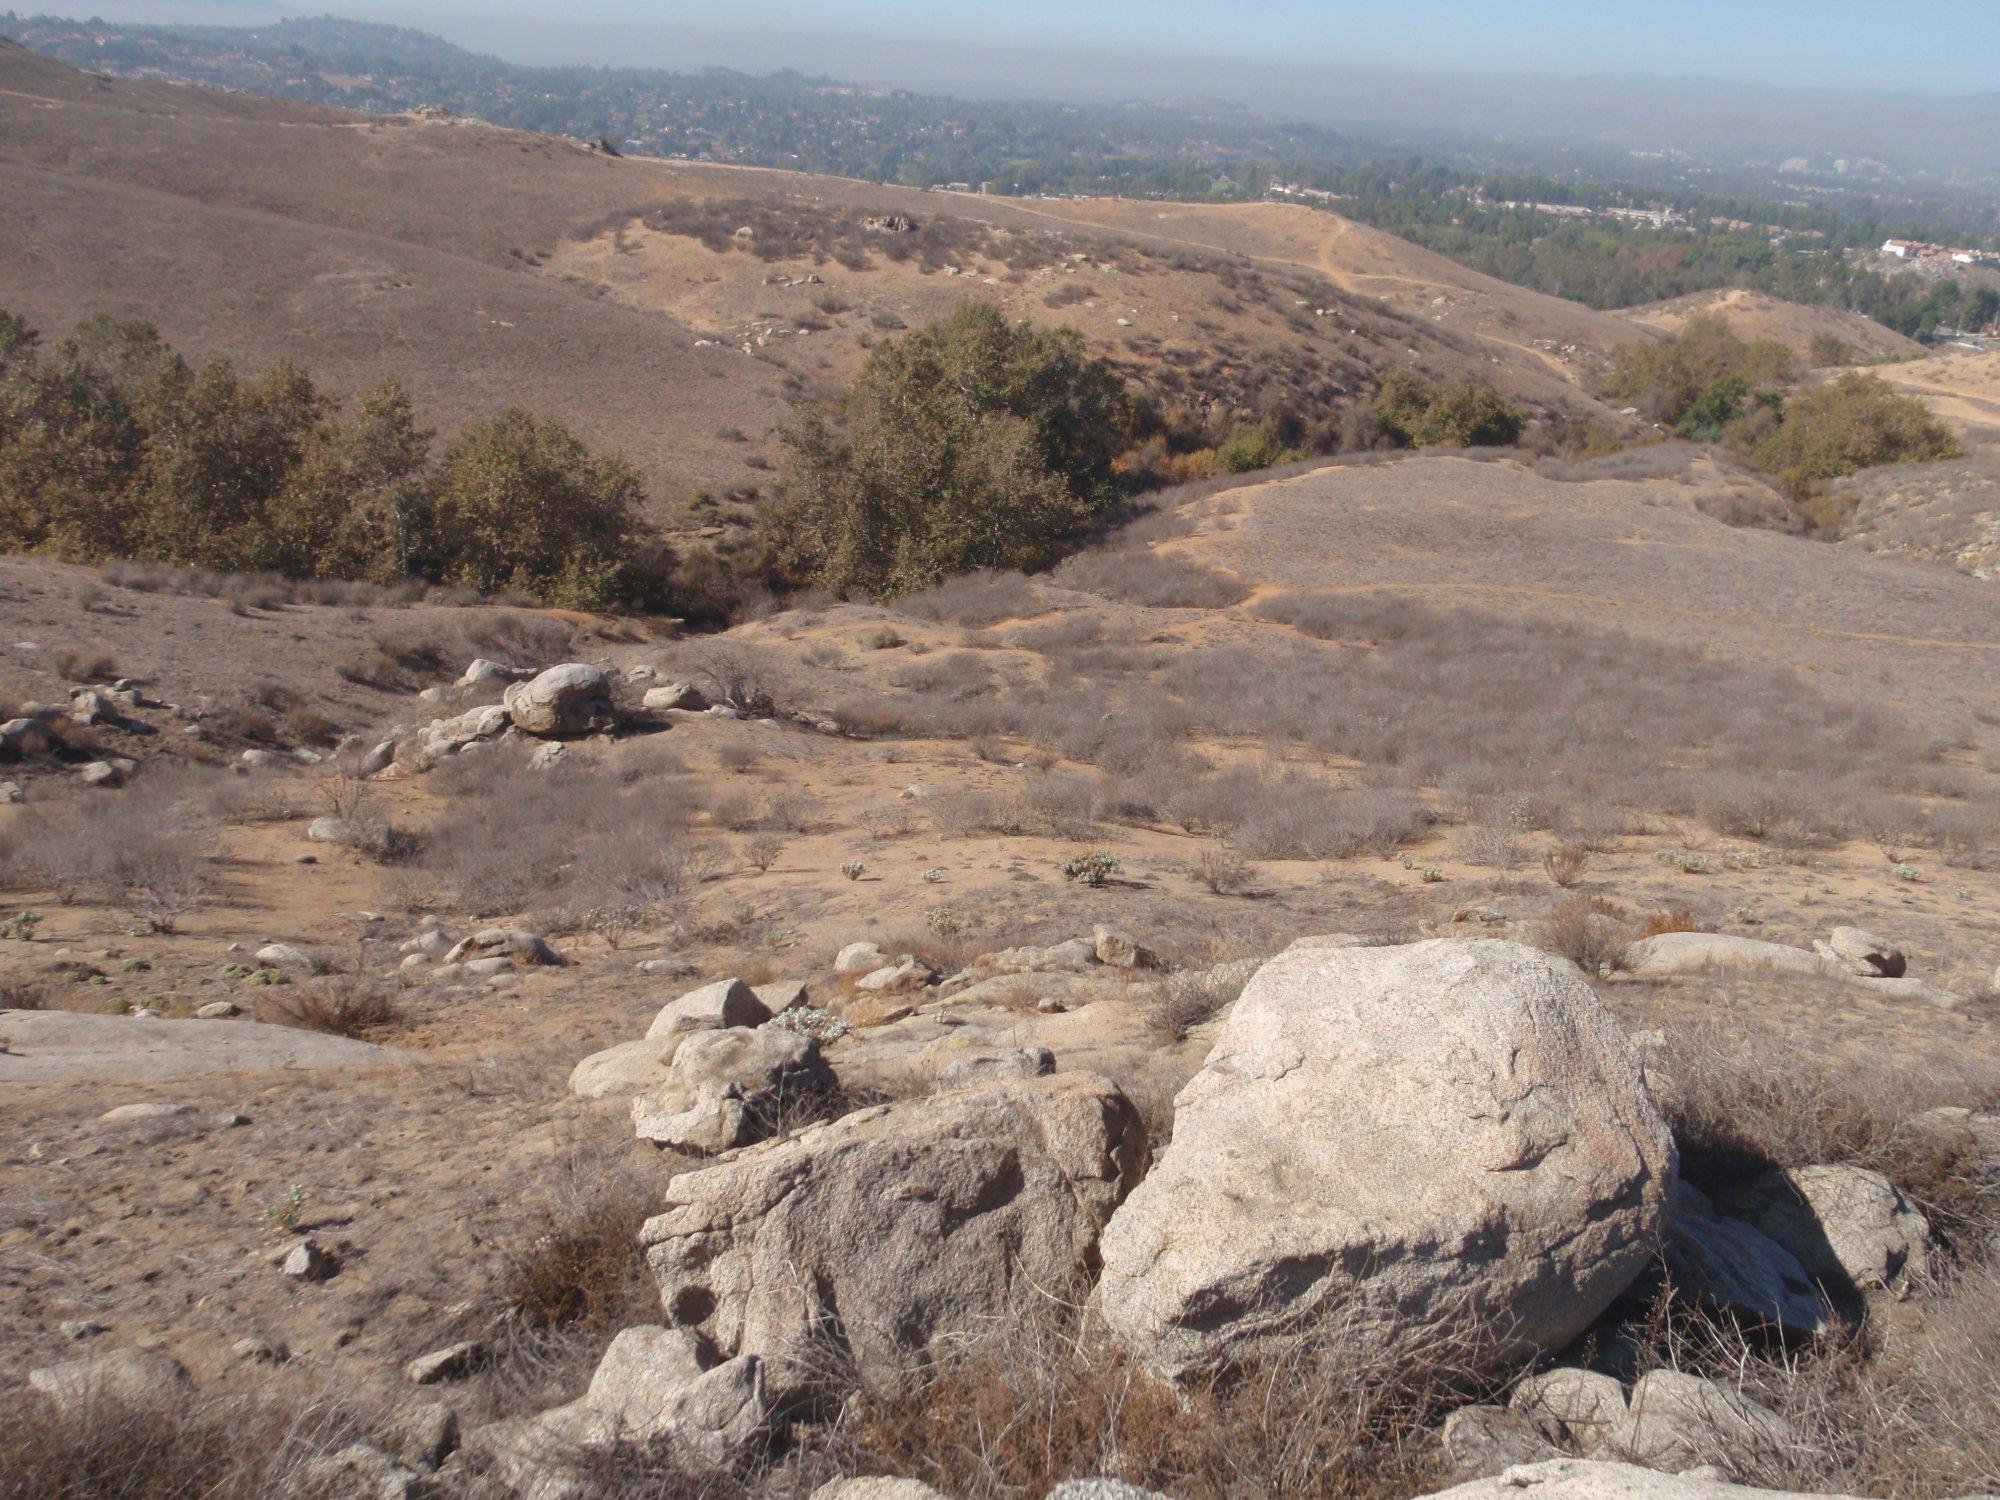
[[0, 39, 1653, 529]]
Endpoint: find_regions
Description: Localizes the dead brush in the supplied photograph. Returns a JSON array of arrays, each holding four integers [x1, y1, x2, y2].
[[804, 1283, 1479, 1498], [269, 977, 404, 1039], [1540, 842, 1590, 888], [1532, 892, 1629, 975], [0, 1381, 390, 1500], [1654, 1021, 2000, 1257], [1146, 963, 1250, 1043]]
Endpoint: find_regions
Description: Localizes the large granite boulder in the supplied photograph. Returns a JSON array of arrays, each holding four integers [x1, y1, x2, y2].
[[630, 1025, 831, 1154], [1714, 1164, 1930, 1294], [1096, 939, 1674, 1380], [503, 664, 617, 737], [641, 1072, 1146, 1407]]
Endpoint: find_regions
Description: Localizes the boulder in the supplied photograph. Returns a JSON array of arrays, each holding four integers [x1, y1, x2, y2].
[[0, 717, 54, 757], [421, 703, 511, 755], [1416, 1458, 1858, 1498], [503, 664, 616, 737], [1821, 926, 1906, 979], [30, 1348, 193, 1412], [441, 928, 565, 967], [1661, 1181, 1834, 1334], [1714, 1165, 1930, 1294], [528, 741, 567, 771], [754, 980, 810, 1013], [642, 682, 708, 712], [1442, 1405, 1564, 1477], [1097, 940, 1673, 1381], [645, 977, 771, 1042], [834, 941, 886, 976], [68, 688, 120, 725], [459, 658, 530, 687], [1510, 1367, 1629, 1456], [1622, 933, 1827, 979], [1608, 1370, 1797, 1476], [256, 942, 320, 972], [630, 1025, 831, 1153], [938, 1045, 1056, 1090], [359, 740, 398, 777], [569, 1038, 679, 1100], [856, 957, 935, 993], [642, 1072, 1147, 1405], [1091, 926, 1156, 969]]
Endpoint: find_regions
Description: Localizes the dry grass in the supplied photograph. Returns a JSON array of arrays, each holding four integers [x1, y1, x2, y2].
[[804, 1286, 1472, 1499], [2, 1383, 386, 1500], [1147, 963, 1252, 1042], [1532, 892, 1630, 976]]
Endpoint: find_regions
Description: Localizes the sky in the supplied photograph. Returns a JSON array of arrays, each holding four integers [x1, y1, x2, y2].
[[70, 0, 2000, 96]]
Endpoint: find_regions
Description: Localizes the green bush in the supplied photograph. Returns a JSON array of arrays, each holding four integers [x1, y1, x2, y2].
[[1214, 423, 1306, 473], [0, 310, 664, 610], [769, 304, 1136, 596], [1598, 313, 1794, 430], [1372, 369, 1524, 449], [1750, 371, 1961, 498]]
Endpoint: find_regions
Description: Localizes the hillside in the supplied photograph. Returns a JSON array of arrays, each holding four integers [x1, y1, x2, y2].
[[0, 40, 1650, 532], [1618, 287, 1925, 364]]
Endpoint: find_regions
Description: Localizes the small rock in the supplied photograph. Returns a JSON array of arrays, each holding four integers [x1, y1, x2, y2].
[[232, 1335, 289, 1364], [645, 977, 771, 1042], [406, 1340, 487, 1385], [196, 1001, 240, 1019], [642, 681, 707, 712], [306, 816, 348, 843], [29, 1348, 192, 1413], [58, 1318, 107, 1341], [834, 940, 886, 976], [214, 1110, 251, 1127], [0, 780, 22, 804], [240, 749, 281, 769], [282, 1238, 335, 1282], [1715, 1164, 1931, 1294], [299, 1442, 429, 1499], [1608, 1369, 1796, 1475], [1092, 925, 1156, 969], [938, 1046, 1056, 1090], [397, 1402, 460, 1470], [1822, 926, 1906, 979], [78, 760, 122, 787], [855, 956, 934, 993], [528, 741, 567, 771], [99, 1102, 192, 1123]]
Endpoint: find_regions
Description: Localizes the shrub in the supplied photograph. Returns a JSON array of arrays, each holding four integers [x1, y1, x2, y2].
[[1059, 850, 1119, 886], [1541, 843, 1590, 888], [1373, 369, 1524, 448], [1750, 371, 1961, 498], [1598, 313, 1795, 429], [769, 304, 1137, 595], [1532, 892, 1628, 975], [271, 977, 403, 1038], [1148, 962, 1250, 1040]]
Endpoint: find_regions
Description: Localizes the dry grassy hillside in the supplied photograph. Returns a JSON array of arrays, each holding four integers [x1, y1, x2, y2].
[[5, 447, 2000, 1492], [1620, 287, 1924, 364], [0, 40, 1655, 533]]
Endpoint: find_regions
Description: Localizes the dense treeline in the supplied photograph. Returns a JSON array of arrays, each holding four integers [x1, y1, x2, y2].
[[0, 312, 667, 610]]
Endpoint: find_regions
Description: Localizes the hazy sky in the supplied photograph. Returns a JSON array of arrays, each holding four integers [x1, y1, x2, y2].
[[72, 0, 2000, 95]]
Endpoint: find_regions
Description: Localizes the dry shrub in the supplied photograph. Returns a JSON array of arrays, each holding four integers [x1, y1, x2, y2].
[[896, 571, 1046, 627], [1190, 842, 1252, 895], [811, 1287, 1465, 1498], [1540, 842, 1589, 888], [1630, 902, 1700, 938], [2, 771, 219, 925], [271, 977, 404, 1039], [1, 1382, 383, 1500], [1532, 892, 1629, 975], [1148, 963, 1250, 1042], [1055, 549, 1251, 609], [501, 1157, 659, 1339], [1654, 1021, 1999, 1254]]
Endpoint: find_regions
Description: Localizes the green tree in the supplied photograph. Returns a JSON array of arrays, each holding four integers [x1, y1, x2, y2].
[[425, 407, 650, 609], [770, 304, 1135, 596], [1373, 370, 1524, 448], [273, 378, 434, 583]]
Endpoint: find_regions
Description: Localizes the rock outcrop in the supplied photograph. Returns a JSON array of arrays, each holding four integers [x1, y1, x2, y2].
[[630, 1024, 832, 1153], [503, 663, 617, 737], [1097, 939, 1674, 1380], [641, 1072, 1146, 1405]]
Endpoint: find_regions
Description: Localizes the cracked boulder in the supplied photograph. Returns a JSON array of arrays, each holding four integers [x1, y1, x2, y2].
[[641, 1072, 1146, 1407], [1096, 939, 1675, 1381]]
